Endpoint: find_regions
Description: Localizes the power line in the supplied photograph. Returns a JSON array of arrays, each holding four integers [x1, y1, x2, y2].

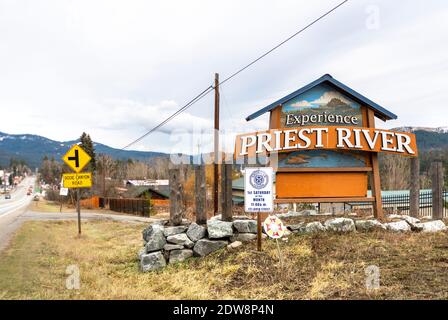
[[122, 0, 349, 149], [121, 85, 213, 149], [218, 0, 349, 86]]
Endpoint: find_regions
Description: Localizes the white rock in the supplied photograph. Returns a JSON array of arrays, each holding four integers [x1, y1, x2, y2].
[[169, 249, 193, 264], [231, 233, 257, 242], [233, 220, 257, 233], [163, 244, 184, 251], [193, 239, 228, 257], [137, 247, 146, 261], [142, 224, 164, 243], [401, 216, 421, 224], [163, 225, 188, 237], [355, 220, 386, 232], [402, 216, 423, 231], [140, 251, 166, 272], [186, 223, 207, 242], [387, 214, 405, 220], [277, 209, 317, 219], [324, 218, 356, 232], [227, 241, 243, 249], [287, 223, 306, 232], [305, 222, 326, 233], [207, 219, 233, 239], [384, 220, 411, 232], [418, 220, 447, 233], [301, 209, 317, 216], [166, 233, 194, 248], [144, 226, 166, 252]]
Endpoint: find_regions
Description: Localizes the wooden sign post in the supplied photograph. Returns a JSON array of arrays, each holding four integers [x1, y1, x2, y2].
[[235, 74, 418, 219]]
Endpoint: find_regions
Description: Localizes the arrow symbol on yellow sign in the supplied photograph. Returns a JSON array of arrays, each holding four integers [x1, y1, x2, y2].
[[68, 149, 79, 168], [62, 145, 92, 173]]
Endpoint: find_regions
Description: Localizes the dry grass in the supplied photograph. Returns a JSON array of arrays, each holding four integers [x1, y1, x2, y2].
[[1, 220, 448, 300], [30, 199, 76, 213]]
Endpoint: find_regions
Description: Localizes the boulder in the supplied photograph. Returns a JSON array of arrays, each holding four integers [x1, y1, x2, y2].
[[140, 251, 166, 272], [163, 226, 188, 237], [287, 223, 306, 233], [387, 214, 405, 220], [228, 241, 243, 249], [144, 225, 166, 252], [301, 209, 317, 216], [305, 222, 326, 233], [166, 233, 194, 248], [418, 220, 447, 233], [186, 223, 207, 242], [163, 244, 184, 251], [233, 220, 257, 233], [402, 216, 423, 231], [231, 233, 257, 242], [137, 247, 146, 261], [142, 224, 164, 243], [193, 239, 228, 257], [384, 220, 411, 232], [277, 209, 318, 219], [355, 220, 386, 232], [324, 218, 356, 233], [402, 216, 420, 224], [169, 249, 193, 264], [207, 219, 233, 239]]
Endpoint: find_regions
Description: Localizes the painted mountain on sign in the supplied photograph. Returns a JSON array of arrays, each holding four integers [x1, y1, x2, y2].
[[281, 82, 363, 127]]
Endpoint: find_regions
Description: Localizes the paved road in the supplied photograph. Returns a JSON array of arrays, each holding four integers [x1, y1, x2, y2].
[[0, 176, 35, 217], [0, 176, 36, 251], [0, 178, 158, 252]]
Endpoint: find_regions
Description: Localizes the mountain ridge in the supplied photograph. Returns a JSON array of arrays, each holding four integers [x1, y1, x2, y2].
[[1, 126, 447, 168], [0, 131, 167, 168]]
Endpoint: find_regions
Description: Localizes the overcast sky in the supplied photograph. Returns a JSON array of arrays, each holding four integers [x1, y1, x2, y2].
[[0, 0, 447, 154]]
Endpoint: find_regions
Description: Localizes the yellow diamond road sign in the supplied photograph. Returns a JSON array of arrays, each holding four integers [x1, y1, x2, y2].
[[63, 173, 92, 188], [62, 144, 91, 173]]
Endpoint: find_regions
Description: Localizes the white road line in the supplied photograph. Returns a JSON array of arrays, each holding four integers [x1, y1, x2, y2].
[[0, 198, 31, 218]]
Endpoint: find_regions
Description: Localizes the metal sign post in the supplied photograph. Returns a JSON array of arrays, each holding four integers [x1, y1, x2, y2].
[[244, 167, 274, 252], [62, 144, 92, 236]]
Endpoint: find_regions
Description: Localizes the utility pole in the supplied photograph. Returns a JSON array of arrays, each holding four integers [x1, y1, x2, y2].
[[214, 73, 220, 215]]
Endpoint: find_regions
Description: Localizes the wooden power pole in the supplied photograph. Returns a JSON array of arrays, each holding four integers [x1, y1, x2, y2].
[[214, 73, 220, 215], [409, 157, 420, 218], [431, 161, 444, 220]]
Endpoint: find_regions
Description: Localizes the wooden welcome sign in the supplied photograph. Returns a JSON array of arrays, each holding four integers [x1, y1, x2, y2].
[[235, 74, 418, 220]]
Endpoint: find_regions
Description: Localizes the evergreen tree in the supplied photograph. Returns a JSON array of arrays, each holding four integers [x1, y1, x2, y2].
[[79, 132, 96, 171]]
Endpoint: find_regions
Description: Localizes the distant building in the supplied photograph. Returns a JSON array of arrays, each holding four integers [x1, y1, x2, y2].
[[125, 179, 169, 187], [123, 185, 170, 200]]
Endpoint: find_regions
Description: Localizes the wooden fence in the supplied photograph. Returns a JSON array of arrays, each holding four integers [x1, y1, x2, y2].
[[108, 198, 151, 217], [80, 196, 100, 209]]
